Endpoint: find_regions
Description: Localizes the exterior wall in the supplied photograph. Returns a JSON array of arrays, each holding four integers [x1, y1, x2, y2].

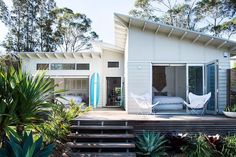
[[101, 50, 124, 106], [126, 27, 230, 113], [21, 50, 124, 107]]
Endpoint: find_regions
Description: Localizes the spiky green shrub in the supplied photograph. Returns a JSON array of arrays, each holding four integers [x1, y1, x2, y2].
[[182, 134, 216, 157], [0, 66, 57, 142], [0, 131, 53, 157], [136, 131, 167, 157], [222, 135, 236, 157]]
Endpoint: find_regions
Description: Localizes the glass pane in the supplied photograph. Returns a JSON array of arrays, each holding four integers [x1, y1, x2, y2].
[[51, 63, 75, 70], [206, 63, 216, 111], [81, 80, 87, 89], [77, 64, 90, 70], [37, 64, 49, 70], [108, 62, 119, 68], [188, 66, 203, 95]]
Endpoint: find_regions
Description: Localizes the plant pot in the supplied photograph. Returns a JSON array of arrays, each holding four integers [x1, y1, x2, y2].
[[223, 111, 236, 118]]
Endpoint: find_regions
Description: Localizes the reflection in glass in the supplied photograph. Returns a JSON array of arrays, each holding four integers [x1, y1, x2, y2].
[[188, 66, 203, 95]]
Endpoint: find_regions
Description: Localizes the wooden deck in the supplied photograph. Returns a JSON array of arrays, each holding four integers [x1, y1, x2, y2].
[[77, 110, 236, 135]]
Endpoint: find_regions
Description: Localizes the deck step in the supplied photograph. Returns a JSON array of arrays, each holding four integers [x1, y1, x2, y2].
[[66, 152, 136, 157], [67, 142, 135, 149], [68, 133, 134, 139], [70, 125, 133, 130]]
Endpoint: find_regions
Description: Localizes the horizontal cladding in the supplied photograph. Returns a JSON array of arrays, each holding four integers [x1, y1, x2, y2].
[[218, 60, 230, 112], [127, 62, 151, 113]]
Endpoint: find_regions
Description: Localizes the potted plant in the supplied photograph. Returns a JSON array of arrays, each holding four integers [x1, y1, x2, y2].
[[223, 104, 236, 118]]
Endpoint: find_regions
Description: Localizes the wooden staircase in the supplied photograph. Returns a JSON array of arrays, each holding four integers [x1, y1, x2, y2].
[[65, 120, 136, 157]]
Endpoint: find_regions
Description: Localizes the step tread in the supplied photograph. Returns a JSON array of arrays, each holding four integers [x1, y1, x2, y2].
[[67, 142, 135, 148], [66, 152, 136, 157], [68, 133, 135, 139], [70, 125, 133, 130]]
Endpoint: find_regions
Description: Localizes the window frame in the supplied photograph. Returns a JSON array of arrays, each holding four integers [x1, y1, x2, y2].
[[107, 61, 120, 68]]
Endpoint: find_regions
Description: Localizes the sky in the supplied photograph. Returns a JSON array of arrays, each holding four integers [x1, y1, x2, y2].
[[0, 0, 135, 53]]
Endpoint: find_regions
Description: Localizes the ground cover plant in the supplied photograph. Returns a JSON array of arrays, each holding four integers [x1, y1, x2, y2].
[[135, 132, 236, 157]]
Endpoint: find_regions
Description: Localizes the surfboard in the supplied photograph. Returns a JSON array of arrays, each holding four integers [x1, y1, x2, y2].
[[90, 73, 100, 108]]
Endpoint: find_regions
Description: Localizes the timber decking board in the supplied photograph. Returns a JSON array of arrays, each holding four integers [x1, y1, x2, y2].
[[70, 125, 133, 130], [67, 142, 135, 149], [66, 152, 136, 157], [68, 133, 135, 139]]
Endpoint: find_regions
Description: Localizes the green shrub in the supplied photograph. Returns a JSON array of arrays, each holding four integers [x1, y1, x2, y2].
[[222, 135, 236, 157], [0, 66, 57, 143], [136, 131, 167, 157], [224, 104, 236, 112], [0, 131, 53, 157], [165, 133, 191, 155], [182, 134, 215, 157], [33, 100, 91, 144]]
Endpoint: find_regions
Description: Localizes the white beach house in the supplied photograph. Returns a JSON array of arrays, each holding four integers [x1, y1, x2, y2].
[[19, 13, 236, 114]]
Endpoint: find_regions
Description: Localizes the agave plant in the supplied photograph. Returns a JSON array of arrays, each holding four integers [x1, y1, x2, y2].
[[0, 131, 53, 157], [136, 131, 167, 157]]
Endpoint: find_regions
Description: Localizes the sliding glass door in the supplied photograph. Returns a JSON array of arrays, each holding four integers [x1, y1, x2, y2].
[[186, 65, 204, 99], [205, 60, 218, 114]]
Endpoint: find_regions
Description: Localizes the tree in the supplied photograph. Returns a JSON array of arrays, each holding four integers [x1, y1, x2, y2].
[[51, 8, 98, 52], [0, 1, 98, 52], [37, 0, 57, 52], [0, 0, 57, 52], [194, 0, 232, 37], [129, 0, 236, 39]]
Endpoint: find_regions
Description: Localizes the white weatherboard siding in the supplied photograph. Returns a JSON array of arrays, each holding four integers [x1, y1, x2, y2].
[[127, 62, 151, 113], [102, 50, 124, 106], [21, 50, 124, 107], [127, 27, 230, 113]]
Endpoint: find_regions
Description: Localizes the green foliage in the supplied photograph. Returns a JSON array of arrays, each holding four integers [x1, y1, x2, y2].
[[1, 0, 57, 52], [129, 0, 236, 39], [165, 133, 191, 154], [224, 104, 236, 112], [33, 101, 91, 144], [222, 135, 236, 157], [0, 0, 98, 52], [51, 7, 98, 52], [182, 134, 217, 157], [136, 131, 167, 157], [0, 131, 53, 157], [0, 66, 57, 142]]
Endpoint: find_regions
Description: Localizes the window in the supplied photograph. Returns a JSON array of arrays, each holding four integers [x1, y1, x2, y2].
[[37, 64, 49, 70], [51, 63, 75, 70], [77, 64, 90, 70], [108, 61, 119, 68]]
